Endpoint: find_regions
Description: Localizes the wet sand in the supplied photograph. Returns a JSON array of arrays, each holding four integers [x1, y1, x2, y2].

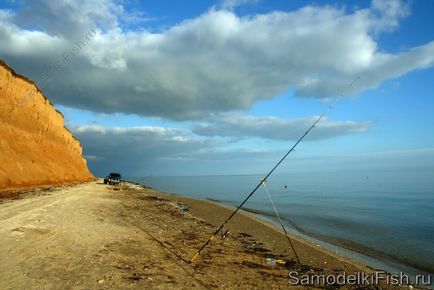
[[0, 180, 409, 289]]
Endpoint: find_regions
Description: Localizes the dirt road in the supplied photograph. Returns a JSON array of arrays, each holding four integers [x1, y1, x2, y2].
[[1, 182, 135, 289], [0, 181, 218, 289]]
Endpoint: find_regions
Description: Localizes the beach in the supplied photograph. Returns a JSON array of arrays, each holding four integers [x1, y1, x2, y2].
[[0, 180, 411, 289]]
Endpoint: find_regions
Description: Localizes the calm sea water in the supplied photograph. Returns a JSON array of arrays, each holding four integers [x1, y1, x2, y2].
[[130, 171, 434, 277]]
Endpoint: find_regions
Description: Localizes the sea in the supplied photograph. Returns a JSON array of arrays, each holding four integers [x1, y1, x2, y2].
[[129, 170, 434, 280]]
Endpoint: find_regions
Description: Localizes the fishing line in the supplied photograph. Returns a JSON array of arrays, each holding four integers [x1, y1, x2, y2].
[[261, 180, 300, 264], [190, 77, 360, 263]]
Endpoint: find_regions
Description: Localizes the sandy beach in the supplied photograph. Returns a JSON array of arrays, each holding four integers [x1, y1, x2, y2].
[[0, 180, 408, 289]]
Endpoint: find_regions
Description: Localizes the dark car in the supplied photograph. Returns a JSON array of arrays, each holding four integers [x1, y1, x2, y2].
[[104, 173, 122, 185]]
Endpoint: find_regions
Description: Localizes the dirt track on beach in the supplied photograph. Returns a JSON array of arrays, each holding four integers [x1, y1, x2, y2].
[[0, 181, 404, 289]]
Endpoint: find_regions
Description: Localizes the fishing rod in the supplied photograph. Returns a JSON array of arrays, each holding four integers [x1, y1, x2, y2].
[[190, 77, 360, 263], [261, 180, 300, 264]]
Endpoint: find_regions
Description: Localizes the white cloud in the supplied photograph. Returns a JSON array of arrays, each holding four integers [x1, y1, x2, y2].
[[370, 0, 410, 32], [193, 113, 371, 140], [220, 0, 258, 9], [1, 0, 433, 120]]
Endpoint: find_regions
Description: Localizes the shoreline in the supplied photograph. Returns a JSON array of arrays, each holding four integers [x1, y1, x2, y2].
[[249, 210, 434, 278], [146, 186, 430, 288], [153, 191, 375, 269], [164, 193, 373, 270], [205, 200, 369, 268], [143, 184, 434, 282], [239, 207, 434, 278]]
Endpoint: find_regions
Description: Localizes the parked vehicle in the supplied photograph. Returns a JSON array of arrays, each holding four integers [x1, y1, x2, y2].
[[103, 173, 122, 185]]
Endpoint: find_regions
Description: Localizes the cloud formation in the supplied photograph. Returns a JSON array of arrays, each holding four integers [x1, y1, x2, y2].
[[71, 116, 371, 176], [193, 114, 371, 141], [71, 124, 286, 176], [1, 0, 433, 120], [71, 125, 215, 175], [71, 124, 433, 177]]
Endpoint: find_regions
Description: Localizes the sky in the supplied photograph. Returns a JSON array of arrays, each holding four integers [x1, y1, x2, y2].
[[0, 0, 433, 177]]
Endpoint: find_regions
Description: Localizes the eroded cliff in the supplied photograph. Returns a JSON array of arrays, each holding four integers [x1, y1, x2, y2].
[[0, 60, 94, 189]]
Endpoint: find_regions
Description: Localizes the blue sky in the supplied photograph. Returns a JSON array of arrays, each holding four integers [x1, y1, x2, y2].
[[1, 0, 433, 176]]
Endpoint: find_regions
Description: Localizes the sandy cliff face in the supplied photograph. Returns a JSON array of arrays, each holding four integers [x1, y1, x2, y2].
[[0, 60, 94, 189]]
